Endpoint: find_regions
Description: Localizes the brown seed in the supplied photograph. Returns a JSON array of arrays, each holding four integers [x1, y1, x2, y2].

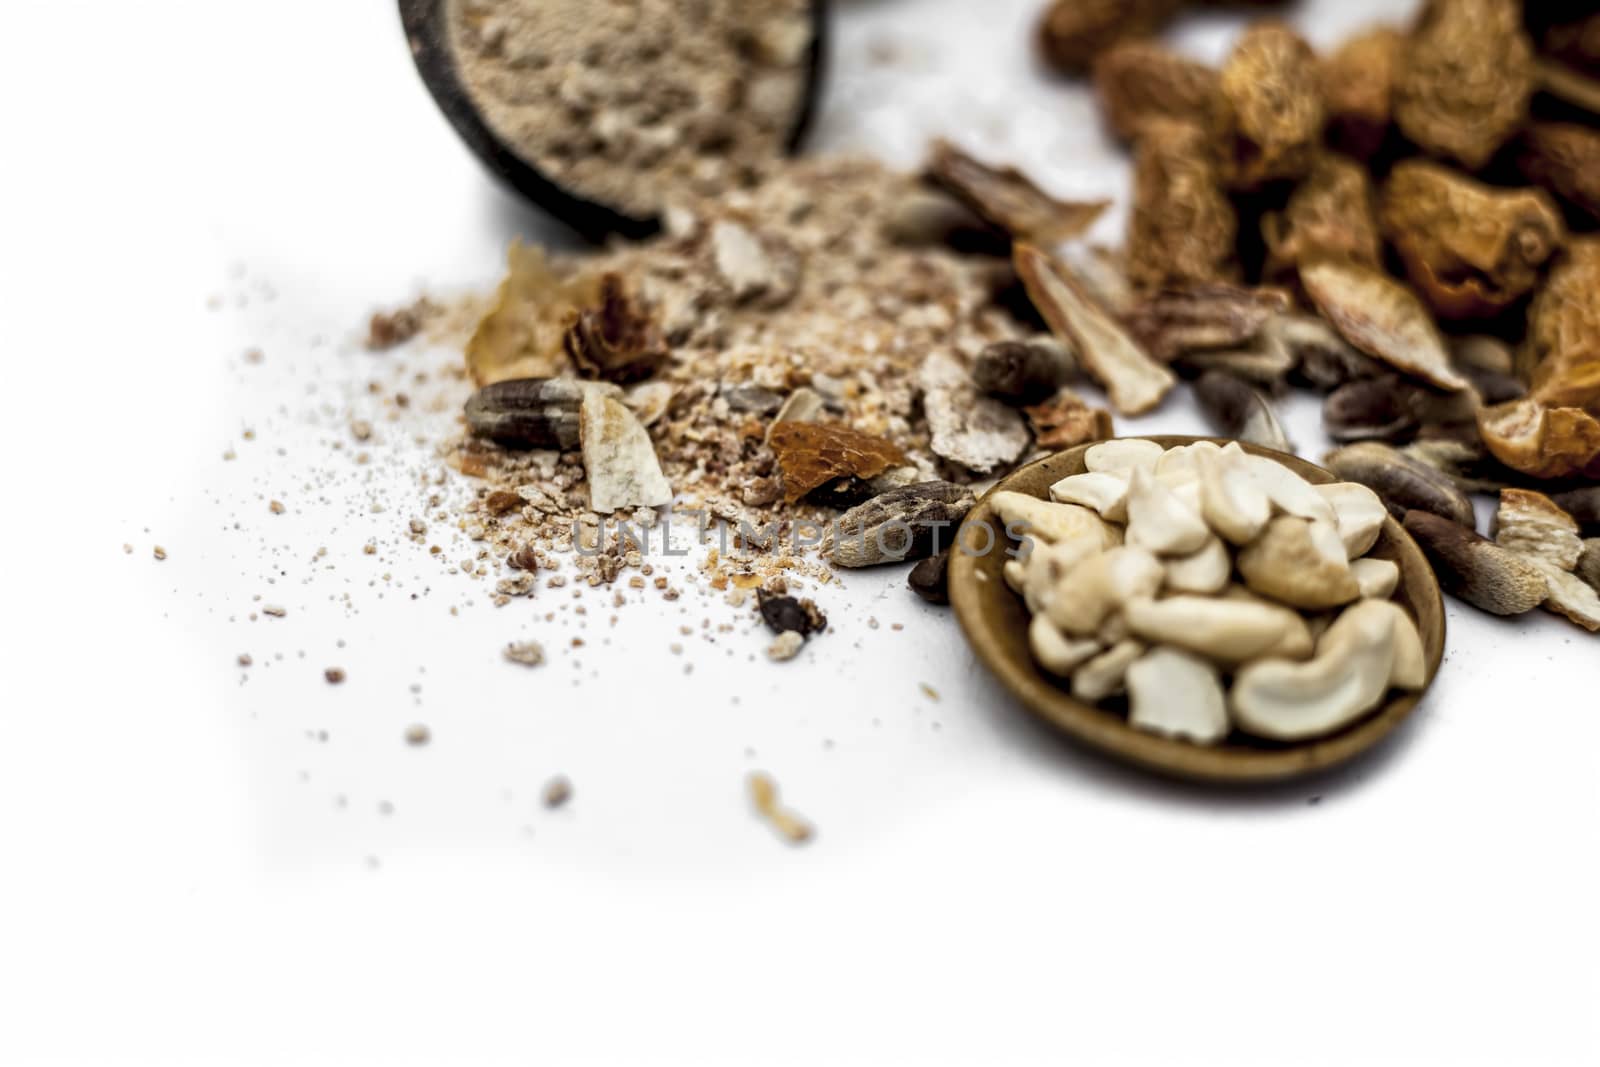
[[1524, 238, 1600, 414], [1194, 371, 1292, 453], [972, 340, 1073, 404], [1403, 510, 1549, 616], [1093, 40, 1229, 145], [908, 549, 952, 605], [325, 668, 346, 685], [1393, 0, 1533, 170], [562, 273, 668, 385], [1320, 27, 1403, 161], [1324, 441, 1478, 527], [1124, 284, 1291, 364], [1323, 376, 1420, 443], [1035, 0, 1180, 76], [1219, 23, 1324, 189], [1518, 123, 1600, 223], [1380, 161, 1565, 321], [926, 140, 1109, 246], [824, 482, 976, 568], [1262, 155, 1382, 281], [1126, 120, 1237, 291], [1300, 258, 1468, 392], [465, 377, 595, 450], [484, 490, 523, 516]]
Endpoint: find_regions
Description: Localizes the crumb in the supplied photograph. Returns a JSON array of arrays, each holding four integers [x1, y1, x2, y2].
[[262, 604, 287, 618], [748, 771, 813, 845], [504, 640, 546, 667], [405, 724, 431, 746], [269, 500, 285, 515], [237, 654, 253, 667], [765, 630, 805, 662], [543, 776, 573, 808], [325, 667, 346, 684], [920, 683, 940, 702], [152, 545, 167, 561]]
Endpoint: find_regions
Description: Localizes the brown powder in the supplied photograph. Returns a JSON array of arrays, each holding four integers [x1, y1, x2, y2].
[[448, 0, 816, 220]]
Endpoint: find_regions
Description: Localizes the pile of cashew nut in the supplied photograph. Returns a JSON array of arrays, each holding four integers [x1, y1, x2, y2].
[[996, 439, 1426, 745]]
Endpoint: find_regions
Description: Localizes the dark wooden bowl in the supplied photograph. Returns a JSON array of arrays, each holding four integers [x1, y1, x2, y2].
[[398, 0, 829, 243], [948, 436, 1446, 785]]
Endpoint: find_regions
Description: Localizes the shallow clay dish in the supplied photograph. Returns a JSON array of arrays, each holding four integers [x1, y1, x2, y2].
[[949, 436, 1446, 784]]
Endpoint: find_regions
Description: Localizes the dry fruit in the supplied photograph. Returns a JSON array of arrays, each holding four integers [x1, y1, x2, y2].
[[1300, 258, 1468, 391], [1320, 27, 1403, 161], [1517, 123, 1600, 223], [1219, 23, 1325, 189], [973, 340, 1075, 404], [466, 243, 601, 386], [1093, 41, 1229, 145], [1476, 397, 1600, 480], [1023, 389, 1114, 451], [1014, 243, 1176, 414], [1402, 511, 1548, 616], [1523, 238, 1600, 413], [1393, 0, 1534, 170], [927, 140, 1109, 245], [1123, 283, 1290, 363], [824, 482, 976, 568], [563, 273, 669, 384], [1323, 441, 1477, 527], [769, 422, 909, 503], [1380, 160, 1565, 320], [1194, 371, 1292, 453], [1262, 154, 1382, 280], [1125, 120, 1239, 291], [1036, 0, 1181, 76], [920, 352, 1033, 474]]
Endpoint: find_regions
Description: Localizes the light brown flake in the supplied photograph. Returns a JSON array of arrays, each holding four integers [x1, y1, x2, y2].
[[747, 771, 813, 845]]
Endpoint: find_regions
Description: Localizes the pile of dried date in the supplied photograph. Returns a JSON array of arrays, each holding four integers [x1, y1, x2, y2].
[[1021, 0, 1600, 632]]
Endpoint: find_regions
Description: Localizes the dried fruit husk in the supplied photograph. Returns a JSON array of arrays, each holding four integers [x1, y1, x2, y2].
[[1123, 283, 1291, 363], [824, 481, 976, 568], [1023, 389, 1114, 451], [1517, 123, 1600, 224], [1036, 0, 1181, 76], [1402, 510, 1549, 615], [1126, 120, 1238, 292], [1394, 0, 1534, 170], [1093, 41, 1230, 145], [920, 352, 1032, 474], [1477, 396, 1600, 480], [926, 140, 1109, 246], [1219, 23, 1325, 189], [1523, 238, 1600, 413], [465, 377, 607, 450], [1014, 243, 1176, 415], [1261, 154, 1382, 282], [466, 242, 601, 386], [1380, 161, 1566, 321], [757, 591, 826, 638], [1535, 57, 1600, 117], [563, 273, 669, 384], [1300, 258, 1468, 391], [769, 422, 909, 504], [1320, 27, 1403, 161], [580, 391, 673, 513]]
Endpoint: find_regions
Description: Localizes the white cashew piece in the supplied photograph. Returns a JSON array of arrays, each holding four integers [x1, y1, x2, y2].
[[1045, 546, 1165, 636], [1228, 443, 1337, 525], [1350, 557, 1400, 600], [1126, 647, 1230, 744], [1020, 534, 1107, 614], [1163, 535, 1232, 595], [1155, 440, 1222, 490], [1231, 599, 1420, 741], [1236, 516, 1362, 609], [1316, 481, 1387, 558], [1071, 640, 1146, 702], [1123, 594, 1313, 665], [1198, 446, 1272, 546], [1085, 438, 1165, 475], [1125, 468, 1212, 557], [990, 491, 1118, 549], [1049, 471, 1131, 521], [1029, 616, 1103, 677]]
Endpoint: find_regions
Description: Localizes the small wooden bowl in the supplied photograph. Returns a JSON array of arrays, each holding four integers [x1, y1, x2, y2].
[[948, 436, 1446, 784]]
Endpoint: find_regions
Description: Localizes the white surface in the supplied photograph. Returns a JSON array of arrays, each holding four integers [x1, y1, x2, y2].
[[2, 1, 1597, 1065]]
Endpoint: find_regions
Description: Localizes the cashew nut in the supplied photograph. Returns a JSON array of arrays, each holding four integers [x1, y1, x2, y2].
[[1085, 438, 1165, 475], [1020, 534, 1108, 614], [1125, 468, 1212, 557], [1029, 616, 1103, 677], [990, 491, 1119, 549], [1350, 557, 1400, 599], [1071, 640, 1146, 702], [1198, 446, 1272, 546], [1045, 546, 1165, 636], [1316, 481, 1388, 558], [1123, 594, 1313, 665], [1236, 516, 1362, 609], [1231, 600, 1420, 741], [1048, 472, 1130, 521], [1231, 443, 1337, 525], [1163, 536, 1231, 595], [1126, 647, 1230, 744], [1155, 441, 1222, 488]]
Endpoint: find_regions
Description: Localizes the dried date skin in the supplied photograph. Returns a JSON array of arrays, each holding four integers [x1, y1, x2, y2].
[[1014, 243, 1176, 415], [1380, 160, 1565, 321], [1262, 154, 1382, 281], [1036, 0, 1181, 76], [1394, 0, 1534, 170], [926, 140, 1109, 246], [1093, 41, 1230, 145], [1523, 238, 1600, 414], [769, 422, 909, 504], [563, 273, 669, 384], [1219, 23, 1325, 189], [1477, 397, 1600, 480], [466, 243, 600, 387], [1517, 123, 1600, 224], [1320, 27, 1403, 161], [1123, 283, 1290, 363], [1300, 258, 1468, 391], [1126, 120, 1238, 291], [1023, 389, 1114, 451]]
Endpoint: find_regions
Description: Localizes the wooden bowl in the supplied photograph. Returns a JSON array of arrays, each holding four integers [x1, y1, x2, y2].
[[948, 436, 1446, 784]]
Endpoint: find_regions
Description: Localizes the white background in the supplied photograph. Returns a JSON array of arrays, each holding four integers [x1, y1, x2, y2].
[[2, 1, 1597, 1064]]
